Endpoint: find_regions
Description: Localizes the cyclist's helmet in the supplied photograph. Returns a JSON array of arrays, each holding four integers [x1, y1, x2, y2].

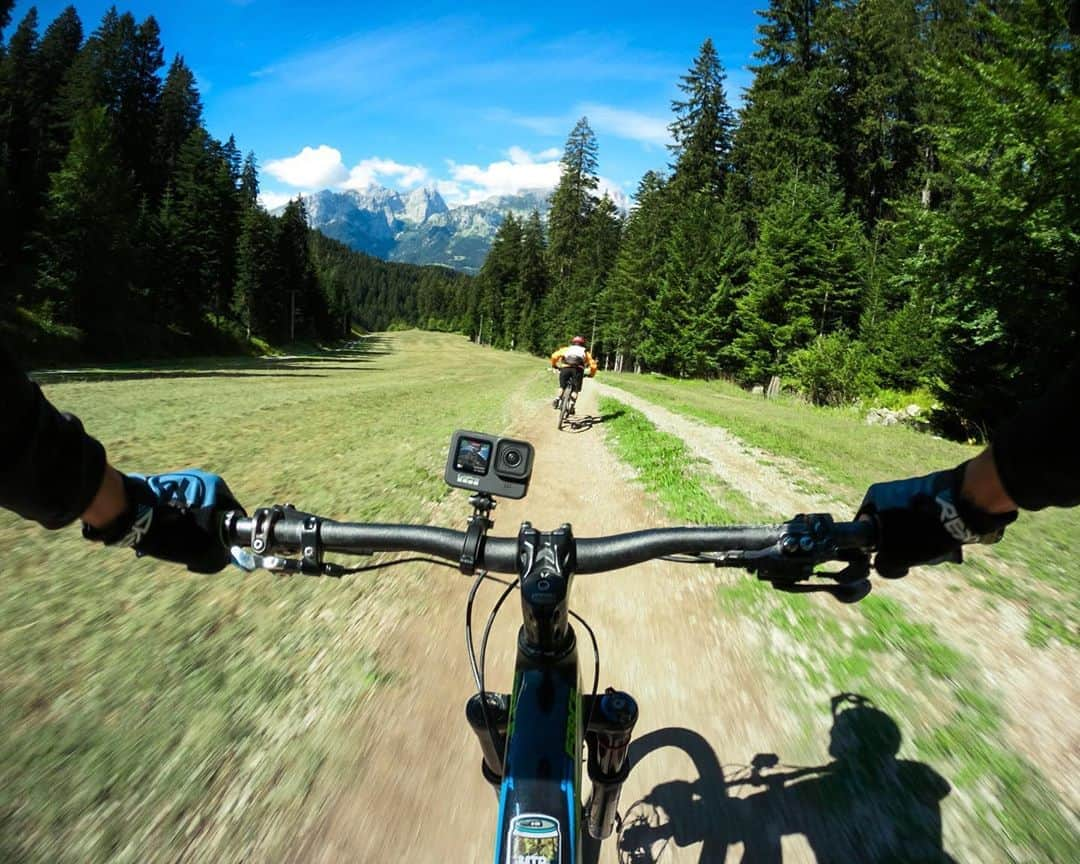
[[571, 336, 586, 346]]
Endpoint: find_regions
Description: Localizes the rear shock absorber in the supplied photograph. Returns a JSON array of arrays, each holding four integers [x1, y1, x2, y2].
[[465, 692, 510, 787], [584, 688, 639, 840]]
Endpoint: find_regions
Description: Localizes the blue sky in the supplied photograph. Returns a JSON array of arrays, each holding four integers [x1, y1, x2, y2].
[[8, 1, 765, 208]]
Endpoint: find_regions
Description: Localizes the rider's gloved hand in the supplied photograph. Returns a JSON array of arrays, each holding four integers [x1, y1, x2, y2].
[[82, 469, 244, 573], [856, 462, 1017, 578]]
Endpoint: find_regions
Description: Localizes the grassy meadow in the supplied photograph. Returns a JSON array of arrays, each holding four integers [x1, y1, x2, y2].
[[0, 332, 548, 863], [2, 336, 1076, 863]]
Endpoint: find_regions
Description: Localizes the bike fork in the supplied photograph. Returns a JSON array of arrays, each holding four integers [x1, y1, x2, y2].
[[465, 685, 639, 836], [583, 688, 639, 840], [465, 691, 509, 789]]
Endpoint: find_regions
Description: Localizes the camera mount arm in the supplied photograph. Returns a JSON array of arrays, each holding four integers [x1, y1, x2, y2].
[[460, 493, 496, 576]]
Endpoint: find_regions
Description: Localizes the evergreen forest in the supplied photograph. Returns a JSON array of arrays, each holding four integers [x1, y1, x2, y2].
[[471, 0, 1078, 436], [0, 2, 470, 361], [2, 1, 1077, 437]]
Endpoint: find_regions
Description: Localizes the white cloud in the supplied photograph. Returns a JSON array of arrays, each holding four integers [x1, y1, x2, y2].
[[448, 149, 562, 205], [262, 145, 430, 195], [343, 158, 430, 191], [580, 103, 671, 147], [261, 143, 627, 211], [435, 179, 464, 200], [503, 105, 672, 148], [258, 190, 296, 211], [264, 145, 348, 188], [507, 145, 561, 164]]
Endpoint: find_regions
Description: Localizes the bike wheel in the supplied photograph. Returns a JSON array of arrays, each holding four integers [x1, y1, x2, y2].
[[558, 383, 573, 430]]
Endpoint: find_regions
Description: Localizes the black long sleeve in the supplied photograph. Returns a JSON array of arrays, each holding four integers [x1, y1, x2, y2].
[[992, 361, 1080, 511], [0, 345, 107, 528]]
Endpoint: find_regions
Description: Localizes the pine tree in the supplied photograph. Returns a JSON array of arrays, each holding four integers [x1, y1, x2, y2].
[[601, 172, 671, 371], [669, 38, 736, 198], [37, 106, 134, 352], [895, 0, 1079, 434], [63, 9, 164, 197], [815, 0, 924, 224], [641, 191, 747, 377], [0, 0, 14, 36], [545, 117, 601, 347], [517, 209, 549, 353], [222, 134, 241, 187], [0, 9, 40, 295], [170, 128, 239, 329], [276, 197, 320, 340], [731, 175, 868, 383], [234, 204, 280, 339], [547, 117, 599, 283], [156, 54, 202, 191], [474, 212, 521, 347], [239, 151, 259, 208], [32, 7, 84, 181], [576, 193, 622, 355], [732, 0, 832, 211]]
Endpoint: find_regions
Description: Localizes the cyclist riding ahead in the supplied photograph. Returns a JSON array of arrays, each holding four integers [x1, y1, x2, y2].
[[550, 335, 597, 415]]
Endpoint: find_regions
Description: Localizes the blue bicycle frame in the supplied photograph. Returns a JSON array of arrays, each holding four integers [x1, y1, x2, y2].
[[467, 522, 637, 864]]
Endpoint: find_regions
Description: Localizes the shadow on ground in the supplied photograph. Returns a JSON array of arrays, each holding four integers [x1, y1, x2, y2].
[[607, 694, 955, 863], [31, 336, 394, 383], [562, 409, 627, 433]]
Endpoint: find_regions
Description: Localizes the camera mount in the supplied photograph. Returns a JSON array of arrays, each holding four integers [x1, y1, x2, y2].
[[460, 492, 497, 576]]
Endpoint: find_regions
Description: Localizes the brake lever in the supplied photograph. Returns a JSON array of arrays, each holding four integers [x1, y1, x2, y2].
[[771, 577, 871, 604], [229, 546, 346, 578], [762, 554, 872, 603]]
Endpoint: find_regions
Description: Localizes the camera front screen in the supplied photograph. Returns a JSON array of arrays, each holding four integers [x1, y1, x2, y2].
[[454, 436, 492, 476]]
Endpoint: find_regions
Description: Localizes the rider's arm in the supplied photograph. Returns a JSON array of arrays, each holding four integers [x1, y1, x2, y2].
[[989, 359, 1080, 510], [550, 348, 564, 367], [1, 343, 241, 572], [0, 342, 110, 529], [857, 359, 1078, 576], [585, 352, 598, 377]]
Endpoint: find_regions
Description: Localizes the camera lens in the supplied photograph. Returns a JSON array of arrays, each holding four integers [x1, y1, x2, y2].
[[503, 448, 522, 467]]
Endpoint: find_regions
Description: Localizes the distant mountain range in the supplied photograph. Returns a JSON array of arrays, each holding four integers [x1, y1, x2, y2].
[[281, 185, 556, 273], [277, 184, 629, 273]]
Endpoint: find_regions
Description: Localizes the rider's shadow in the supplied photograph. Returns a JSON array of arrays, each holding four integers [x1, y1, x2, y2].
[[564, 410, 626, 433], [616, 695, 956, 863]]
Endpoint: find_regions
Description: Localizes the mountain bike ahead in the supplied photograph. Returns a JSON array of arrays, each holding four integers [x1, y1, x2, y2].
[[224, 430, 877, 864], [556, 379, 578, 431]]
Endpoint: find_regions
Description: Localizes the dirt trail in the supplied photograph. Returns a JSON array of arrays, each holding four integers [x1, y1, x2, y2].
[[285, 382, 1075, 863], [593, 381, 1079, 816], [288, 386, 820, 863]]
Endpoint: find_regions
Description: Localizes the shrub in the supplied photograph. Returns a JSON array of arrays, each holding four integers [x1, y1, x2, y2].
[[788, 333, 877, 406]]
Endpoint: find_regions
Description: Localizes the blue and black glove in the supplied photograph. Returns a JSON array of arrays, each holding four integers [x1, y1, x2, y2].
[[857, 462, 1017, 578], [82, 470, 244, 573]]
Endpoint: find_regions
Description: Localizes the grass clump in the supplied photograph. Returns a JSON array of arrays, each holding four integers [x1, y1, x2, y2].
[[598, 396, 764, 525]]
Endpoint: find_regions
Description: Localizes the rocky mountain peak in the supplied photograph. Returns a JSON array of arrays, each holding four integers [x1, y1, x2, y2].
[[403, 185, 449, 224]]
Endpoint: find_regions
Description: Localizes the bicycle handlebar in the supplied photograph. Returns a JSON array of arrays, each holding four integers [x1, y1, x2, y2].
[[222, 508, 876, 578]]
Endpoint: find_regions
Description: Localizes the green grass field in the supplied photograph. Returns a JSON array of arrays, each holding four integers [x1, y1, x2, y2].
[[0, 332, 548, 863], [2, 337, 1076, 862]]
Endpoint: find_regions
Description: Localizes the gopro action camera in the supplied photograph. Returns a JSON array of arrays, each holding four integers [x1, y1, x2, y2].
[[444, 430, 534, 499]]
